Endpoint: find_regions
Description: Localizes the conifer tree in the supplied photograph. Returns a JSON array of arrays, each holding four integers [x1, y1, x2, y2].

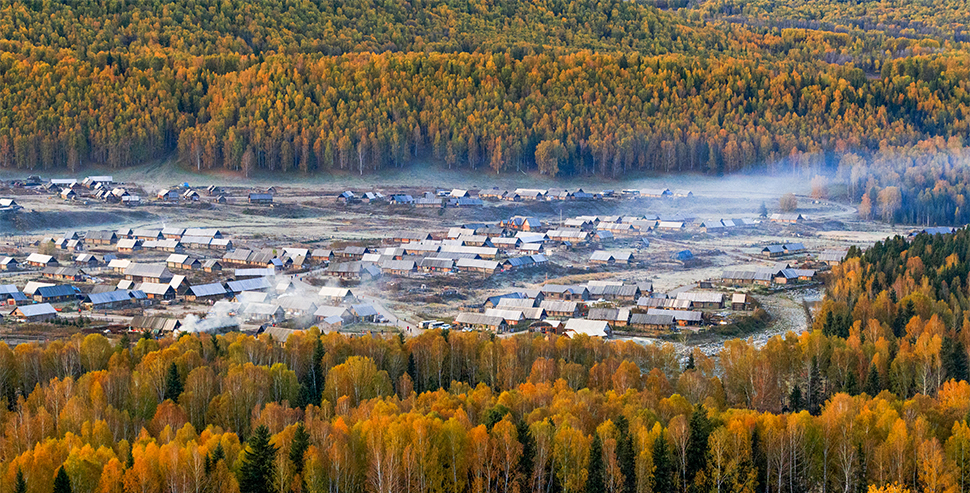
[[652, 435, 675, 493], [587, 433, 604, 493], [53, 467, 72, 493], [14, 468, 26, 493], [238, 425, 278, 493], [289, 423, 310, 477], [164, 362, 183, 402]]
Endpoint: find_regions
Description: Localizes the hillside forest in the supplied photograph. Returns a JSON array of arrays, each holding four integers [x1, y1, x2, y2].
[[1, 229, 970, 492]]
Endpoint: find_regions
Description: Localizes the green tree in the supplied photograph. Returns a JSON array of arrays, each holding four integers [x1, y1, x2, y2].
[[238, 425, 278, 493], [587, 433, 604, 493], [686, 406, 713, 483], [289, 422, 310, 477], [53, 467, 72, 493], [758, 201, 768, 218], [164, 362, 183, 402], [652, 435, 675, 493], [14, 468, 26, 493]]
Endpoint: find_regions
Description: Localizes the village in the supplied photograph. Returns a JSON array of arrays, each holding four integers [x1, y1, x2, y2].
[[0, 174, 928, 351]]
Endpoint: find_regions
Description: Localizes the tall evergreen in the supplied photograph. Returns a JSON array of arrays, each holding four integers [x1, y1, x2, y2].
[[844, 369, 858, 396], [164, 362, 183, 402], [864, 364, 881, 396], [751, 427, 768, 493], [808, 357, 823, 415], [943, 336, 969, 382], [789, 385, 803, 411], [311, 337, 325, 398], [587, 434, 604, 493], [517, 420, 535, 491], [407, 353, 419, 393], [686, 406, 713, 484], [52, 467, 72, 493], [237, 425, 278, 493], [14, 468, 26, 493], [651, 435, 675, 493], [614, 416, 636, 493], [289, 423, 310, 477]]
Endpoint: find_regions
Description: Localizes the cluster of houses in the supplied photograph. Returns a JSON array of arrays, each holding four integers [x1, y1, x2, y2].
[[720, 261, 818, 286], [41, 176, 149, 206], [453, 280, 753, 336], [337, 189, 485, 208]]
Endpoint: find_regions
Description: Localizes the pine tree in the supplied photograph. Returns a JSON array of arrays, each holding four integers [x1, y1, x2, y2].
[[652, 435, 675, 493], [685, 353, 695, 371], [311, 337, 325, 399], [844, 369, 858, 395], [751, 427, 768, 493], [289, 423, 310, 477], [686, 406, 713, 484], [758, 201, 768, 218], [164, 362, 183, 402], [407, 352, 419, 393], [53, 467, 72, 493], [789, 385, 803, 411], [615, 416, 636, 493], [943, 336, 969, 382], [238, 425, 278, 493], [517, 420, 535, 491], [864, 363, 881, 396], [808, 357, 823, 415], [14, 468, 26, 493], [116, 332, 130, 354], [587, 433, 605, 493]]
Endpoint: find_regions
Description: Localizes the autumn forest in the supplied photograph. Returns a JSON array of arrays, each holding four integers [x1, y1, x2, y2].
[[1, 229, 970, 492]]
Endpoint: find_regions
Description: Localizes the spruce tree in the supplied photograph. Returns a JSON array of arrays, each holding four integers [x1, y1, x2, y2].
[[651, 435, 675, 493], [52, 467, 72, 493], [14, 468, 26, 493], [808, 357, 823, 415], [311, 338, 325, 399], [844, 369, 858, 396], [686, 406, 712, 484], [751, 427, 768, 493], [289, 423, 311, 477], [587, 434, 605, 493], [517, 420, 535, 491], [407, 353, 419, 393], [789, 385, 802, 411], [614, 416, 636, 493], [164, 362, 182, 402], [238, 425, 278, 493], [943, 337, 969, 382], [864, 364, 881, 396]]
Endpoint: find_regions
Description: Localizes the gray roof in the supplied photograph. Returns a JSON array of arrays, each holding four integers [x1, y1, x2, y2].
[[539, 300, 578, 313], [630, 313, 675, 326], [15, 303, 56, 317], [454, 312, 506, 327], [587, 308, 631, 322], [85, 290, 132, 304], [226, 277, 272, 292], [138, 283, 175, 295], [314, 305, 350, 318], [189, 282, 228, 297], [646, 308, 703, 322], [36, 285, 77, 298], [351, 304, 379, 317], [124, 264, 172, 279]]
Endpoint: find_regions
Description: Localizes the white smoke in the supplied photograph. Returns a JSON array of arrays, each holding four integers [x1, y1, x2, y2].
[[179, 313, 239, 333]]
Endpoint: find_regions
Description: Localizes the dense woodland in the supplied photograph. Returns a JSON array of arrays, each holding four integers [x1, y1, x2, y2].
[[0, 0, 969, 180], [3, 230, 970, 491]]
